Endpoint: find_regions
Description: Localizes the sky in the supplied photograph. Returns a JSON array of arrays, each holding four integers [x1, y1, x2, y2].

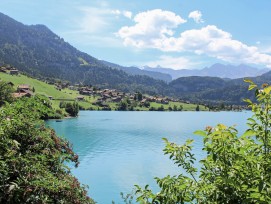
[[1, 0, 271, 70]]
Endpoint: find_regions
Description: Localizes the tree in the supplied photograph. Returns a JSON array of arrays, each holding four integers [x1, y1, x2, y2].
[[157, 105, 164, 111], [0, 81, 14, 106], [118, 100, 128, 111], [133, 80, 271, 203], [196, 104, 200, 111], [0, 97, 94, 203], [65, 102, 79, 117], [137, 92, 143, 101]]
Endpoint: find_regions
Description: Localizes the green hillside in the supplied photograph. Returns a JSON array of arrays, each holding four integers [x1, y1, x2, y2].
[[0, 72, 97, 110], [0, 72, 207, 111]]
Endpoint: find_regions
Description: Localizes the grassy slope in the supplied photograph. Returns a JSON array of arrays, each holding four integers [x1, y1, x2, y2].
[[0, 72, 207, 111], [0, 73, 96, 110]]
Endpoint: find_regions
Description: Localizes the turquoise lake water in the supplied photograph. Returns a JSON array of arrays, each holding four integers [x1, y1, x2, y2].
[[47, 111, 252, 203]]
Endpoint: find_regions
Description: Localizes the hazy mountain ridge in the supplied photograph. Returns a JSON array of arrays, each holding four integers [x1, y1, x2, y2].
[[100, 60, 172, 82], [143, 63, 269, 79]]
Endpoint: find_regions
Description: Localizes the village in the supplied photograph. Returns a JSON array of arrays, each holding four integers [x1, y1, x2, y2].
[[0, 64, 248, 111], [0, 64, 192, 110]]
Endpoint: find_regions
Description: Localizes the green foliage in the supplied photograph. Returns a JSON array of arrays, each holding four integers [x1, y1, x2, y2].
[[61, 101, 79, 117], [118, 100, 129, 111], [134, 92, 143, 101], [15, 95, 62, 120], [133, 81, 271, 203], [65, 102, 79, 117], [0, 81, 14, 106], [0, 97, 94, 203], [157, 105, 164, 111]]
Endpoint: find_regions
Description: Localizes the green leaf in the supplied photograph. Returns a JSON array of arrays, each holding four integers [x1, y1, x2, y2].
[[194, 130, 207, 137], [243, 98, 252, 104], [249, 84, 257, 90], [264, 86, 271, 94], [242, 129, 256, 137], [244, 79, 254, 84]]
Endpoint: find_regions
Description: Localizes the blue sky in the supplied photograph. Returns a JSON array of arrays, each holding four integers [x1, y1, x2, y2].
[[1, 0, 271, 69]]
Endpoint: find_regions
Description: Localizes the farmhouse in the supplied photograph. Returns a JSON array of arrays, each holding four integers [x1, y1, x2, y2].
[[10, 69, 19, 75], [76, 96, 84, 101], [17, 84, 30, 92]]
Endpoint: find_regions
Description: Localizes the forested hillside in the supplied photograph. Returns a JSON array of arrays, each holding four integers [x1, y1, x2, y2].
[[0, 12, 170, 95]]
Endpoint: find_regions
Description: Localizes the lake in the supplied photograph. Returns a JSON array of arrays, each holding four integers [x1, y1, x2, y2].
[[47, 111, 252, 203]]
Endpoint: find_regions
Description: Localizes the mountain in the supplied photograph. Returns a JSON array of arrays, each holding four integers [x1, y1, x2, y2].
[[1, 12, 271, 105], [100, 60, 172, 83], [169, 76, 227, 93], [171, 70, 271, 105], [143, 63, 269, 79], [0, 12, 169, 95]]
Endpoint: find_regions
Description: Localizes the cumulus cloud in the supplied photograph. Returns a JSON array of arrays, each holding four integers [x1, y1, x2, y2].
[[176, 25, 271, 67], [118, 10, 271, 68], [117, 9, 187, 49], [146, 55, 196, 70], [188, 10, 204, 23]]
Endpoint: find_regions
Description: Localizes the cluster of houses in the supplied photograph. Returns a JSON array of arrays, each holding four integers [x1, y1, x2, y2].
[[0, 65, 19, 75], [75, 86, 181, 106]]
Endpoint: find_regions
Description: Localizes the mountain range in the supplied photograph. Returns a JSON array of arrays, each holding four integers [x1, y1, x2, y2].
[[143, 64, 269, 80], [1, 11, 271, 105]]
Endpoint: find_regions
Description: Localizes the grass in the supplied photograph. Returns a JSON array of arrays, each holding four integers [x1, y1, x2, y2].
[[0, 73, 93, 110], [148, 101, 208, 111], [0, 73, 75, 99]]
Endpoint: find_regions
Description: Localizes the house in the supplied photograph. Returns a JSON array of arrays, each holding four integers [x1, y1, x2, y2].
[[0, 67, 7, 73], [48, 96, 53, 100], [76, 96, 84, 101], [10, 69, 19, 75], [12, 89, 34, 98], [111, 97, 122, 102], [17, 84, 30, 92]]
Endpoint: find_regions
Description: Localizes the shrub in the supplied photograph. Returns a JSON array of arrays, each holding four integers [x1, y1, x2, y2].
[[0, 97, 94, 203]]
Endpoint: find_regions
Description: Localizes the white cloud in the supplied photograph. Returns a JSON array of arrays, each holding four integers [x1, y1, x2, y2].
[[176, 25, 271, 67], [118, 10, 271, 68], [111, 10, 132, 19], [78, 7, 110, 33], [117, 9, 187, 49], [123, 11, 132, 19], [188, 10, 204, 23], [77, 7, 133, 34], [146, 55, 196, 70]]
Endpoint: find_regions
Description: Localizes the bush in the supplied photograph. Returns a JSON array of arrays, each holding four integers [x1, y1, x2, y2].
[[0, 81, 14, 106], [0, 97, 94, 203], [133, 80, 271, 203]]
